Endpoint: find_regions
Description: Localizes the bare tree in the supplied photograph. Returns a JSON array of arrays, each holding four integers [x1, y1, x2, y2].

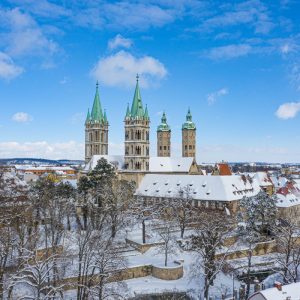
[[88, 233, 127, 300], [73, 200, 128, 300], [191, 210, 232, 300], [9, 249, 66, 300], [0, 169, 29, 299], [273, 218, 300, 284], [171, 185, 193, 239], [155, 222, 177, 267]]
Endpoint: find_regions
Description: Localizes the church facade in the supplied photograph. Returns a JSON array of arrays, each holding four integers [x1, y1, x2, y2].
[[84, 76, 198, 172]]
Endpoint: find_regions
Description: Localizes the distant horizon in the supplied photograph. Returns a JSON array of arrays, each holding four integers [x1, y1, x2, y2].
[[1, 156, 299, 165]]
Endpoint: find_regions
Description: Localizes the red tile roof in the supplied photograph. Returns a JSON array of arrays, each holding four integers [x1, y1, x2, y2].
[[217, 163, 232, 176]]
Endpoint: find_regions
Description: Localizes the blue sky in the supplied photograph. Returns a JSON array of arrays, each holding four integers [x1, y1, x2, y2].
[[1, 0, 300, 163]]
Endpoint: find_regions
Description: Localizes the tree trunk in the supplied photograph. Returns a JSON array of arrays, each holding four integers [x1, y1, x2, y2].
[[204, 277, 209, 300], [165, 247, 168, 267], [111, 223, 116, 238], [245, 250, 252, 299], [180, 225, 184, 239], [142, 219, 146, 244], [0, 273, 3, 300]]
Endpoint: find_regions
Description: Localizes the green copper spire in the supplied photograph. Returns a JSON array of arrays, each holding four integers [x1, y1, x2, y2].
[[130, 74, 144, 118], [182, 108, 196, 130], [125, 103, 131, 118], [85, 108, 91, 124], [91, 81, 104, 123], [144, 104, 149, 120], [157, 111, 171, 132], [103, 109, 108, 123]]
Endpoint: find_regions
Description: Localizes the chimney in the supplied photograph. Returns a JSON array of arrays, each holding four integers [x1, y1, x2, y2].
[[274, 281, 282, 291]]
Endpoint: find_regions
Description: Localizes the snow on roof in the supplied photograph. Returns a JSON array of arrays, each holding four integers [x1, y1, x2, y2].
[[248, 282, 300, 300], [269, 176, 288, 189], [84, 155, 125, 172], [248, 172, 273, 187], [136, 174, 260, 202], [15, 165, 74, 171], [84, 156, 196, 173], [149, 157, 195, 173], [293, 179, 300, 190], [276, 191, 300, 208]]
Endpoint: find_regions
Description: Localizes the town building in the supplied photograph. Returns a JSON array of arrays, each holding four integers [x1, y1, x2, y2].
[[136, 174, 260, 215], [248, 282, 300, 300]]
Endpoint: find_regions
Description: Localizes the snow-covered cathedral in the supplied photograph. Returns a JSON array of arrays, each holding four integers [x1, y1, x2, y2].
[[84, 75, 199, 177]]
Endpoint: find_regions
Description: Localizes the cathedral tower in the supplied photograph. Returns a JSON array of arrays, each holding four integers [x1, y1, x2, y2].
[[85, 82, 109, 162], [157, 112, 171, 157], [182, 108, 196, 158], [124, 75, 150, 171]]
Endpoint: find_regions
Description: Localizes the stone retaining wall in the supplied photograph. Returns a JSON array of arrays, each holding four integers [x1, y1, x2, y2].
[[152, 262, 183, 280]]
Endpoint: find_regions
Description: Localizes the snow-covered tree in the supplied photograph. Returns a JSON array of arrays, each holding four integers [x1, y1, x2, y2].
[[74, 194, 127, 300], [0, 169, 29, 299], [272, 218, 300, 284], [9, 250, 66, 300], [239, 190, 277, 235], [191, 210, 232, 300], [171, 185, 193, 239]]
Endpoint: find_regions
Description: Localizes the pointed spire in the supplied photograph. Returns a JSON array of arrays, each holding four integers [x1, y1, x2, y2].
[[157, 111, 170, 132], [91, 81, 104, 123], [125, 103, 131, 119], [182, 108, 196, 130], [103, 109, 108, 123], [130, 74, 144, 118], [186, 107, 192, 121], [161, 111, 167, 123], [85, 108, 91, 124], [144, 104, 149, 120]]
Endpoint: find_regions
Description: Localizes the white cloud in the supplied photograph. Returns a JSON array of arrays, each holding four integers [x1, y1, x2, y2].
[[91, 50, 167, 88], [0, 141, 84, 160], [275, 102, 300, 120], [207, 88, 228, 105], [12, 112, 32, 123], [206, 44, 252, 60], [0, 8, 59, 57], [108, 34, 132, 50], [281, 44, 291, 54], [0, 52, 23, 80], [201, 0, 274, 35]]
